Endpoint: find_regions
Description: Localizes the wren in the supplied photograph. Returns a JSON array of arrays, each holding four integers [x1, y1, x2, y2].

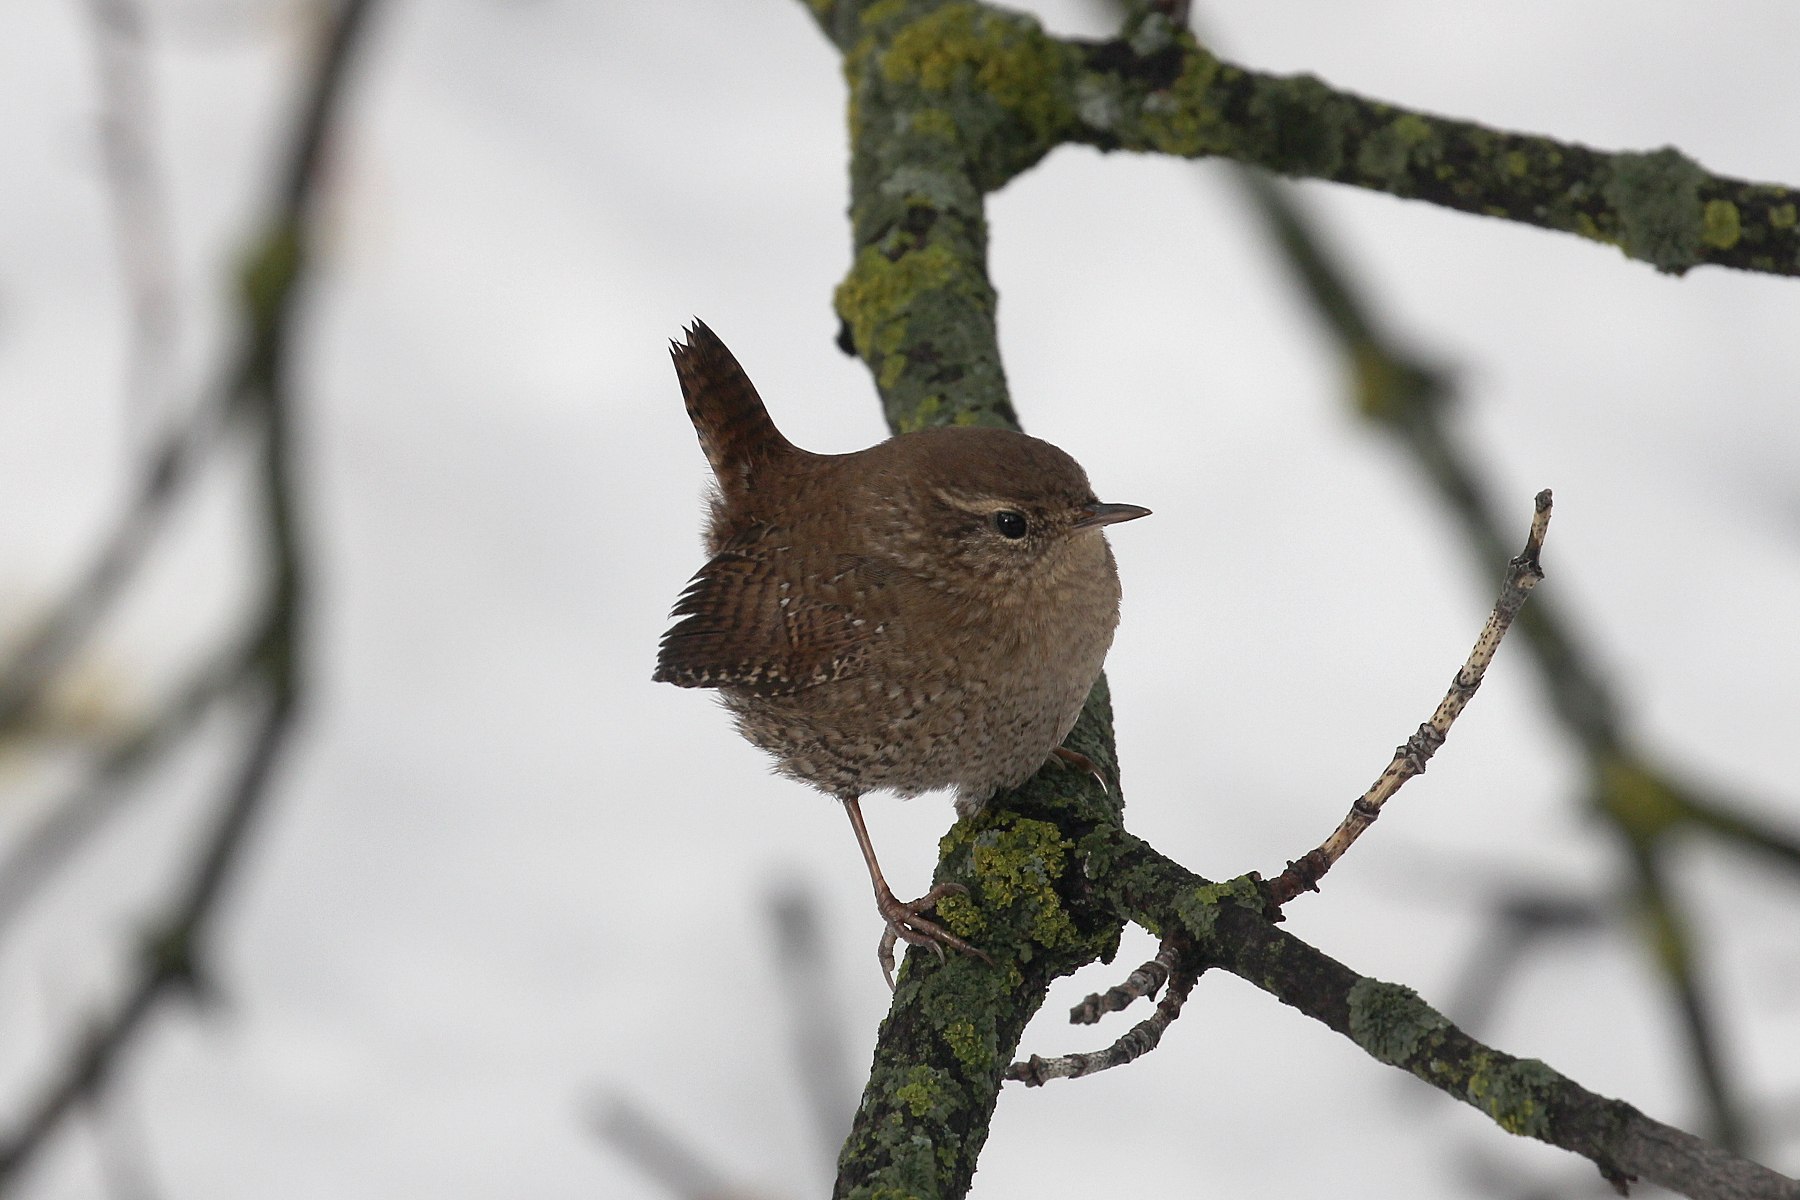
[[654, 320, 1148, 984]]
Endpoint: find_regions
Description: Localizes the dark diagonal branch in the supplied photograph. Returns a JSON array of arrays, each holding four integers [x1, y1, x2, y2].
[[591, 1095, 740, 1200], [1232, 154, 1792, 1151], [1089, 836, 1800, 1200]]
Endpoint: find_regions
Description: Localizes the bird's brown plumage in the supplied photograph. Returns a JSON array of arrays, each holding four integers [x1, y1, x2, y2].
[[655, 319, 1146, 815]]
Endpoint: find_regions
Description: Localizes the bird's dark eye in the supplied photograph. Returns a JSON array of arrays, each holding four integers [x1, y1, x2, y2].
[[992, 510, 1028, 540]]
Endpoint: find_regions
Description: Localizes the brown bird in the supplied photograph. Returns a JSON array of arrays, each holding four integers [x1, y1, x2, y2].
[[654, 321, 1147, 983]]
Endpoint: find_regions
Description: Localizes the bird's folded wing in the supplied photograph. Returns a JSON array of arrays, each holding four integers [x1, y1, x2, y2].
[[653, 549, 874, 695]]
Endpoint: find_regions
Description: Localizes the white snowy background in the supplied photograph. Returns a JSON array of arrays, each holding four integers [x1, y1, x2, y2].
[[1, 1, 1798, 1197]]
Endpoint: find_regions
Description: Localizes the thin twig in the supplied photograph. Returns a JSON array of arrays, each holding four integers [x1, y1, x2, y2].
[[0, 683, 296, 1186], [1094, 830, 1800, 1200], [1068, 936, 1179, 1025], [1235, 163, 1766, 1150], [1267, 490, 1552, 905], [1007, 944, 1200, 1086]]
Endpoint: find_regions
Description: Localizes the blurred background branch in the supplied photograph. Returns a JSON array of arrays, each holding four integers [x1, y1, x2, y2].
[[0, 0, 381, 1188], [1230, 158, 1800, 1153]]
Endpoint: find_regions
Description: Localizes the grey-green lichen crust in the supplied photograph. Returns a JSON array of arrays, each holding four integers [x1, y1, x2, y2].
[[1348, 977, 1566, 1141], [1347, 978, 1451, 1065], [830, 1, 1800, 284]]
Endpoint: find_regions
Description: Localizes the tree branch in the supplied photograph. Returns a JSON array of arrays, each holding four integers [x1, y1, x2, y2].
[[810, 1, 1800, 279], [1087, 834, 1800, 1200], [798, 2, 1797, 1196]]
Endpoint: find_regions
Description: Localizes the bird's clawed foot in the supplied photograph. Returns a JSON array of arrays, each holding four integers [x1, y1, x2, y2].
[[875, 882, 992, 990], [1051, 745, 1109, 795]]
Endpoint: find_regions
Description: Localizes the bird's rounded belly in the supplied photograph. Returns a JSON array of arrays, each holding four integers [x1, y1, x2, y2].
[[722, 634, 1102, 806]]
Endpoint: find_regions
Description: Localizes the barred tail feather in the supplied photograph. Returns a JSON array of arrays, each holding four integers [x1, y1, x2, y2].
[[669, 320, 795, 501]]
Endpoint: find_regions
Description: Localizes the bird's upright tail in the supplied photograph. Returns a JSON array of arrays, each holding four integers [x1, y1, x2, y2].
[[669, 320, 796, 500]]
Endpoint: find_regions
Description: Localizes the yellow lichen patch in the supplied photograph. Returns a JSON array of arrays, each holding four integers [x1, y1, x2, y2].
[[1464, 1057, 1559, 1140], [1594, 755, 1689, 846], [834, 242, 964, 367], [858, 0, 907, 28], [937, 812, 1081, 953], [1701, 199, 1741, 249], [893, 1064, 955, 1120], [1572, 211, 1617, 246], [942, 1019, 993, 1075], [1134, 41, 1225, 157], [1350, 339, 1407, 422], [881, 3, 1073, 142]]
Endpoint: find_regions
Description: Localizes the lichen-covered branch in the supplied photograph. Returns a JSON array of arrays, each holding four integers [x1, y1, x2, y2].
[[1231, 157, 1799, 1152], [1084, 832, 1800, 1200], [830, 688, 1127, 1199], [795, 2, 1798, 1196], [809, 1, 1800, 281]]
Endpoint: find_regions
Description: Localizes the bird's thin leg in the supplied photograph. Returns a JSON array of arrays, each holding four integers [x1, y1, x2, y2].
[[840, 794, 989, 988], [1051, 745, 1109, 795]]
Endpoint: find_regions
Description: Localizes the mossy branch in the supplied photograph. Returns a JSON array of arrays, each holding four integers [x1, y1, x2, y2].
[[1087, 832, 1799, 1200], [797, 2, 1799, 1196], [806, 0, 1800, 285]]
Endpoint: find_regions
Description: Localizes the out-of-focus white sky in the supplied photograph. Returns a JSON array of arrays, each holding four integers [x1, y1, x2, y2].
[[1, 1, 1798, 1197]]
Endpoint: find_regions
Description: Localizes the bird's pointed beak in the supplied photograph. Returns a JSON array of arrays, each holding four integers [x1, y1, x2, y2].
[[1074, 501, 1152, 530]]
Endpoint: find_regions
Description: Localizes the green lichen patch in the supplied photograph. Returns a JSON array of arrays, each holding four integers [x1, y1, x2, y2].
[[893, 1064, 958, 1121], [1702, 198, 1741, 249], [1347, 978, 1450, 1066], [1356, 111, 1438, 182], [942, 1018, 994, 1076], [1167, 874, 1265, 944], [1131, 41, 1225, 158], [1603, 147, 1706, 274], [857, 0, 908, 30], [879, 3, 1076, 147], [1771, 203, 1798, 229], [1593, 755, 1689, 846], [834, 242, 969, 379], [940, 813, 1082, 954], [1465, 1055, 1561, 1139]]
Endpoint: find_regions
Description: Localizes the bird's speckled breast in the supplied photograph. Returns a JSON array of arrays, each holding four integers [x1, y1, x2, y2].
[[722, 537, 1121, 813]]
